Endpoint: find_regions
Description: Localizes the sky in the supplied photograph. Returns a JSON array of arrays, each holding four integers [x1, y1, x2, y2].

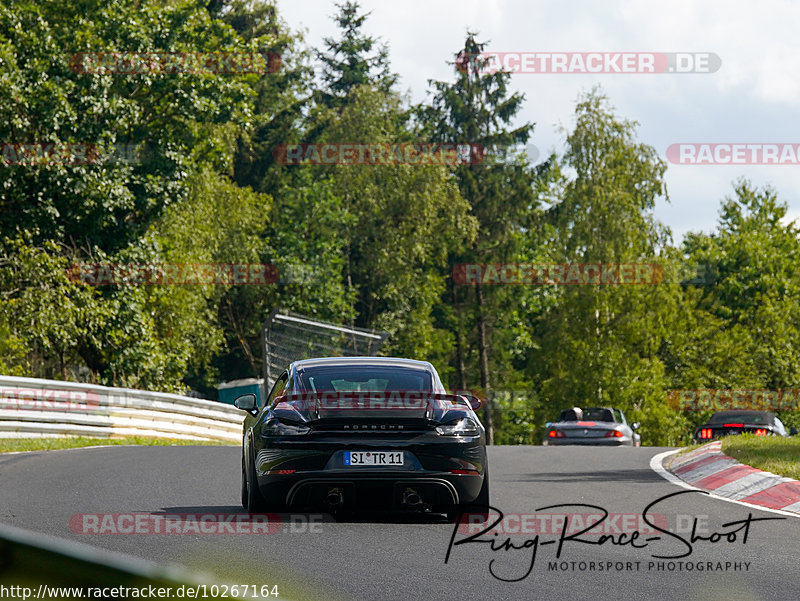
[[274, 0, 800, 242]]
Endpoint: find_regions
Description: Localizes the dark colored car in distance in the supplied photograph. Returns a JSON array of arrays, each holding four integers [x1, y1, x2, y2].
[[234, 357, 489, 521], [694, 410, 798, 442], [544, 406, 641, 446]]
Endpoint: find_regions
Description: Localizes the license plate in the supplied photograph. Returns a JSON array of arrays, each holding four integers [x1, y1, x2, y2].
[[344, 451, 404, 466]]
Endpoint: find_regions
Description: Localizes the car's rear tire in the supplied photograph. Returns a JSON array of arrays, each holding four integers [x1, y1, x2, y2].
[[246, 444, 288, 513], [241, 456, 249, 510], [447, 466, 490, 524], [245, 445, 269, 513]]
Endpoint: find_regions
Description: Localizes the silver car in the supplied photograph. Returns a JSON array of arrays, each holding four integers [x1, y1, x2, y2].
[[543, 406, 641, 447]]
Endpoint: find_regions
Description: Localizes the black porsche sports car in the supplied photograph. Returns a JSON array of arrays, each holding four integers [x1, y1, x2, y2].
[[694, 410, 797, 442], [234, 357, 489, 520], [543, 406, 641, 446]]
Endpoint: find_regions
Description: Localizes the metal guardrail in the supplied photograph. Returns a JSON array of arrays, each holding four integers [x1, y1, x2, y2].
[[0, 376, 243, 442]]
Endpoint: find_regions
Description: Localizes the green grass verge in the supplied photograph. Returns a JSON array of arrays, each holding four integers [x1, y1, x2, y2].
[[0, 436, 234, 453], [722, 434, 800, 480]]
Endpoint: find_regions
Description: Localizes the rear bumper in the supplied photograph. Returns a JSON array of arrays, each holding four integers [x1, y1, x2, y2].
[[257, 471, 483, 509], [543, 438, 633, 447], [252, 434, 487, 509]]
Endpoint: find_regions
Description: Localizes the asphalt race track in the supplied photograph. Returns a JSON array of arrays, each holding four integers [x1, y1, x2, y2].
[[2, 445, 798, 601]]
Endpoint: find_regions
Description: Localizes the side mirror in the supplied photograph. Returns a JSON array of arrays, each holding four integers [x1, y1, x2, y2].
[[631, 422, 641, 431], [233, 393, 257, 414], [790, 427, 798, 436]]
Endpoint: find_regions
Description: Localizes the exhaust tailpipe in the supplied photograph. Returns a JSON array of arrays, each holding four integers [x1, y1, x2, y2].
[[325, 487, 344, 507], [401, 487, 422, 507]]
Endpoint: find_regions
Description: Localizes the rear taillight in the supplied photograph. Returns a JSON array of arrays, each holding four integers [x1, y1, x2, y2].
[[436, 417, 480, 436], [604, 430, 624, 438], [699, 428, 713, 440], [548, 430, 566, 438], [755, 429, 768, 436]]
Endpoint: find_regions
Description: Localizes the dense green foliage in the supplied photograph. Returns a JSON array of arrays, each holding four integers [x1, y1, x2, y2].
[[2, 1, 798, 444]]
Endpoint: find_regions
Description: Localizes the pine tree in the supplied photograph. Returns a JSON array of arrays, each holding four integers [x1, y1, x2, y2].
[[315, 1, 397, 109], [419, 33, 538, 443]]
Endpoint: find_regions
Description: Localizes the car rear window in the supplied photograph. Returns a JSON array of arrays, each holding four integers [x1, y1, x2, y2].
[[583, 409, 615, 422], [560, 408, 616, 422], [296, 366, 433, 392], [708, 412, 771, 425]]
